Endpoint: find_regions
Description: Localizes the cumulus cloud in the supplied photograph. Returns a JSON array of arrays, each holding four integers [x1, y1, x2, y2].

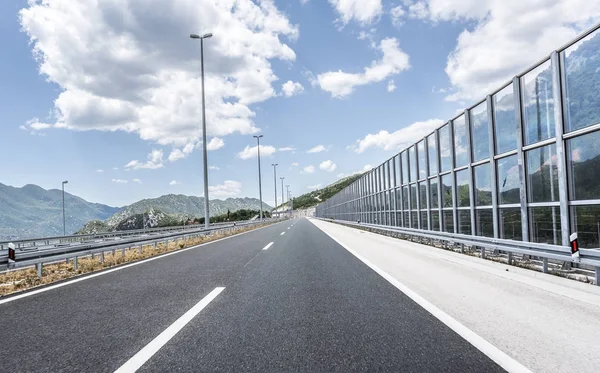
[[354, 119, 444, 153], [336, 164, 373, 178], [168, 142, 197, 162], [278, 147, 296, 152], [328, 0, 383, 26], [404, 0, 600, 101], [209, 166, 220, 170], [207, 137, 225, 151], [307, 145, 327, 153], [303, 165, 315, 173], [169, 180, 181, 186], [237, 144, 277, 160], [209, 180, 242, 198], [19, 1, 299, 147], [132, 178, 142, 184], [319, 160, 337, 172], [125, 149, 164, 170], [390, 5, 406, 26], [387, 80, 396, 92], [112, 179, 128, 184], [317, 38, 410, 98], [308, 184, 322, 190], [281, 81, 304, 97], [96, 169, 103, 173], [291, 162, 299, 167]]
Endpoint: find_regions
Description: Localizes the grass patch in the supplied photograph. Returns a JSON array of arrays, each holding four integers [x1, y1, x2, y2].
[[0, 222, 274, 297]]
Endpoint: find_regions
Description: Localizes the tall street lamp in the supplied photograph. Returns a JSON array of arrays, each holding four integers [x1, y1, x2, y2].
[[62, 180, 68, 236], [253, 135, 264, 221], [280, 177, 285, 215], [271, 164, 278, 217], [190, 32, 213, 229]]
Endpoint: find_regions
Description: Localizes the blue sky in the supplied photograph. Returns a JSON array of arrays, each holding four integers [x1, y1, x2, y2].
[[1, 0, 597, 207]]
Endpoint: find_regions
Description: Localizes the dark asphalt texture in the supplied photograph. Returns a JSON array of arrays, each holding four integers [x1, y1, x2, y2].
[[0, 218, 503, 372]]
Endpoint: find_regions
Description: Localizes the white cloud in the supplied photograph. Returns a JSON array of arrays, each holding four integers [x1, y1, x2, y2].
[[300, 0, 309, 5], [387, 80, 396, 92], [319, 160, 337, 172], [354, 118, 444, 153], [291, 162, 299, 167], [207, 137, 225, 151], [209, 166, 220, 170], [390, 5, 406, 26], [307, 145, 327, 153], [112, 179, 128, 184], [168, 149, 186, 162], [19, 1, 299, 147], [209, 180, 242, 198], [358, 28, 377, 48], [96, 169, 103, 173], [168, 142, 197, 162], [132, 178, 142, 184], [113, 167, 119, 171], [308, 184, 322, 190], [281, 81, 304, 97], [328, 0, 383, 25], [303, 165, 315, 173], [336, 164, 373, 178], [317, 38, 410, 98], [278, 147, 296, 152], [125, 149, 164, 170], [169, 180, 181, 186], [237, 144, 277, 160], [406, 0, 600, 101]]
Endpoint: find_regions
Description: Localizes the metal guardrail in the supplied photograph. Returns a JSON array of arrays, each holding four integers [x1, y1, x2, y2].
[[2, 219, 282, 275], [317, 218, 600, 285], [0, 221, 247, 250]]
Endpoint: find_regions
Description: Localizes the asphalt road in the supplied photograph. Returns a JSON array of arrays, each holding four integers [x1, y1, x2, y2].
[[0, 218, 502, 372]]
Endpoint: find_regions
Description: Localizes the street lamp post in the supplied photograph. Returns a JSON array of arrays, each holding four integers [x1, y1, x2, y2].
[[280, 177, 285, 215], [62, 180, 68, 236], [254, 135, 264, 221], [272, 164, 278, 218], [190, 32, 213, 229]]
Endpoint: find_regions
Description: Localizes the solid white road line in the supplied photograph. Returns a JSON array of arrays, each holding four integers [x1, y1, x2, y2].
[[0, 220, 287, 306], [308, 219, 532, 373], [262, 242, 274, 251], [114, 287, 224, 373], [280, 232, 286, 236]]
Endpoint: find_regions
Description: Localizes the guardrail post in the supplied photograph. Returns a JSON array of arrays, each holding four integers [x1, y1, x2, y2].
[[507, 252, 513, 265], [36, 263, 42, 277], [122, 247, 125, 257], [153, 242, 157, 249], [480, 247, 486, 259], [138, 244, 142, 254], [542, 258, 549, 273], [73, 256, 78, 270], [595, 267, 599, 286], [100, 252, 104, 263]]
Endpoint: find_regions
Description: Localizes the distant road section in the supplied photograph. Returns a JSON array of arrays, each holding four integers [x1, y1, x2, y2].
[[2, 217, 593, 372]]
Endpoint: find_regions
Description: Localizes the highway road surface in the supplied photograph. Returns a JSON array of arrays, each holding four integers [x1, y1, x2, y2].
[[1, 217, 596, 372]]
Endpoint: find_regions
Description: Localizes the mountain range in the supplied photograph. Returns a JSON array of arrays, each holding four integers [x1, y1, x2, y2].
[[0, 183, 271, 240]]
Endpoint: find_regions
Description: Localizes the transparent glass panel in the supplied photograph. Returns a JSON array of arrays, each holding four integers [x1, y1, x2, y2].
[[564, 30, 600, 132], [431, 211, 440, 231], [419, 181, 427, 208], [497, 155, 520, 204], [396, 188, 402, 211], [411, 211, 418, 228], [393, 156, 399, 187], [441, 174, 453, 208], [390, 189, 396, 211], [402, 186, 409, 210], [453, 115, 469, 167], [458, 210, 471, 235], [421, 211, 428, 230], [401, 151, 408, 185], [568, 130, 600, 200], [530, 207, 561, 245], [475, 209, 494, 237], [456, 169, 470, 207], [443, 210, 454, 233], [526, 144, 559, 202], [396, 212, 401, 227], [403, 212, 409, 228], [418, 140, 427, 179], [428, 133, 438, 175], [493, 84, 518, 154], [439, 125, 452, 172], [430, 178, 439, 208], [410, 183, 418, 209], [521, 60, 555, 145], [409, 146, 417, 182], [500, 208, 522, 241], [470, 102, 490, 161], [474, 163, 492, 206], [571, 205, 600, 248]]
